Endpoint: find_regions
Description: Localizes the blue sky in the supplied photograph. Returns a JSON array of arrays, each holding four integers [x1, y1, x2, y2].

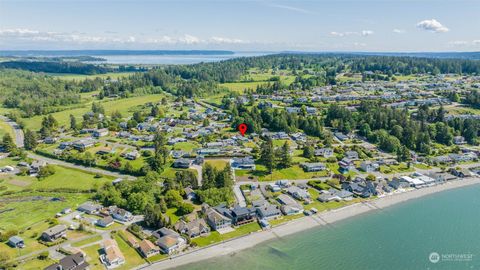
[[1, 0, 479, 52]]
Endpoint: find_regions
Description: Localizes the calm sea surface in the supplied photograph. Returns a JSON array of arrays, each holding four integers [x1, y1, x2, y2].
[[178, 184, 480, 270], [97, 52, 269, 65]]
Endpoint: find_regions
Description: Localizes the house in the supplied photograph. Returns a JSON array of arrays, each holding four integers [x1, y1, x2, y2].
[[44, 137, 57, 144], [230, 206, 257, 225], [255, 203, 281, 220], [300, 162, 326, 172], [174, 218, 210, 238], [334, 132, 349, 141], [93, 128, 109, 138], [184, 187, 197, 201], [314, 148, 333, 158], [231, 157, 256, 170], [77, 202, 102, 214], [341, 179, 376, 198], [203, 204, 232, 231], [97, 216, 114, 228], [400, 176, 426, 188], [339, 158, 355, 172], [45, 252, 89, 270], [388, 178, 410, 190], [286, 186, 310, 201], [345, 151, 359, 160], [41, 225, 67, 242], [454, 136, 466, 145], [173, 158, 192, 168], [360, 161, 378, 172], [171, 150, 186, 159], [7, 236, 25, 248], [72, 139, 96, 151], [267, 183, 281, 192], [124, 150, 139, 160], [449, 168, 472, 178], [29, 160, 47, 174], [277, 194, 303, 215], [138, 239, 160, 258], [154, 228, 187, 255], [100, 239, 125, 268], [111, 208, 133, 222]]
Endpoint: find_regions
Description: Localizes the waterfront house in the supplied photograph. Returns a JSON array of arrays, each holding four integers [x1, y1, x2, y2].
[[203, 205, 232, 231], [174, 218, 210, 238], [255, 203, 281, 220], [277, 194, 303, 215], [111, 207, 133, 222], [138, 239, 160, 258], [154, 228, 187, 255], [286, 186, 310, 201]]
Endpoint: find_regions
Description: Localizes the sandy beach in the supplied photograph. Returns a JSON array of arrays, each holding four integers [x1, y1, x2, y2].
[[141, 177, 480, 270]]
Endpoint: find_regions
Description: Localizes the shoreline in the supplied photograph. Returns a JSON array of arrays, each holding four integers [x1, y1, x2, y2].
[[142, 177, 480, 270]]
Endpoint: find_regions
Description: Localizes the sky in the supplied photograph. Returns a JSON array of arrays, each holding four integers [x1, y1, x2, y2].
[[0, 0, 479, 52]]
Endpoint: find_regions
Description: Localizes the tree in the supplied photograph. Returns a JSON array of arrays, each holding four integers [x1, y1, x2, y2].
[[164, 190, 183, 208], [260, 138, 275, 173], [177, 202, 194, 216], [302, 145, 314, 159], [70, 114, 77, 130], [279, 141, 292, 168], [37, 165, 56, 179], [2, 134, 16, 152], [144, 204, 167, 229], [24, 129, 38, 150]]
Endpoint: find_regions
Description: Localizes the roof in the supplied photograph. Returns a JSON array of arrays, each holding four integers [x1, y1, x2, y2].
[[43, 224, 67, 236], [139, 239, 158, 254], [103, 239, 125, 262], [8, 236, 23, 244], [45, 252, 89, 270]]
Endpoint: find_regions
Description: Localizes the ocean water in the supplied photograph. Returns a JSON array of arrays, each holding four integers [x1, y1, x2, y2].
[[97, 52, 269, 65], [178, 184, 480, 270]]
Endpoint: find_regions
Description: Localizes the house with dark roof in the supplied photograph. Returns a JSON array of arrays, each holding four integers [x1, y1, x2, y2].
[[173, 158, 192, 168], [202, 204, 232, 231], [231, 157, 256, 170], [300, 162, 326, 172], [97, 216, 114, 228], [45, 252, 89, 270], [255, 203, 281, 220], [174, 218, 210, 238], [7, 236, 24, 248], [41, 225, 67, 242]]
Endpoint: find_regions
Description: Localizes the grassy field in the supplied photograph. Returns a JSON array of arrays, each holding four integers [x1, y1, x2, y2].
[[0, 120, 14, 139], [71, 235, 103, 247], [0, 165, 114, 194], [51, 72, 136, 81], [0, 192, 91, 231], [192, 222, 261, 247], [205, 159, 229, 170], [21, 94, 166, 130], [112, 233, 147, 270], [252, 164, 329, 182], [83, 243, 104, 270], [15, 257, 56, 269]]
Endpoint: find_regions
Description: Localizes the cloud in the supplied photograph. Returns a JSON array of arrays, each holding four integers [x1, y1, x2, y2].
[[268, 4, 312, 14], [448, 40, 468, 46], [330, 30, 374, 37], [416, 19, 449, 33], [0, 28, 250, 47], [473, 40, 480, 45], [393, 29, 406, 34]]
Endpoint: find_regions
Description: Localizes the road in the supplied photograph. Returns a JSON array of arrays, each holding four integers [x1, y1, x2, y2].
[[0, 115, 24, 148]]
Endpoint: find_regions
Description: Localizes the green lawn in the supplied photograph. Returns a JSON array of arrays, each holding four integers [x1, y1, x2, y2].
[[0, 221, 54, 259], [15, 257, 56, 270], [192, 222, 261, 247], [21, 94, 166, 130], [205, 159, 228, 170], [0, 192, 91, 231], [112, 233, 147, 270], [253, 164, 329, 182], [71, 235, 103, 247], [0, 120, 14, 139], [83, 243, 104, 270]]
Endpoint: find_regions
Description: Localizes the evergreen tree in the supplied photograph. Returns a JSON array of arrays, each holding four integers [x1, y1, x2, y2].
[[260, 138, 275, 173], [24, 129, 38, 150]]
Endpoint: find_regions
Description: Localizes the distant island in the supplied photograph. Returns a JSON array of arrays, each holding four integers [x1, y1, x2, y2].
[[0, 50, 236, 57]]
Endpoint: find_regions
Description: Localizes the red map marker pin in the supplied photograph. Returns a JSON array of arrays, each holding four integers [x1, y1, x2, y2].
[[238, 123, 247, 136]]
